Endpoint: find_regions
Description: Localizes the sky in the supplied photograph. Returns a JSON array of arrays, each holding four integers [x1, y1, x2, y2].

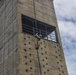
[[53, 0, 76, 75]]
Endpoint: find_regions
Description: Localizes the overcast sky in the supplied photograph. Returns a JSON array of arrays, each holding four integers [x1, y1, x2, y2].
[[53, 0, 76, 75]]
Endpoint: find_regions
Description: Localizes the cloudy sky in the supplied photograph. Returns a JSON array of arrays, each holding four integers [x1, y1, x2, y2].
[[53, 0, 76, 75]]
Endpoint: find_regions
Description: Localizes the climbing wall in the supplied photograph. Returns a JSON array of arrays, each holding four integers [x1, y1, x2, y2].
[[0, 0, 18, 75], [18, 33, 68, 75]]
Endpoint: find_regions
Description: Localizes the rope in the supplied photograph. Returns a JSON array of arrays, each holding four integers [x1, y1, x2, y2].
[[33, 1, 42, 75]]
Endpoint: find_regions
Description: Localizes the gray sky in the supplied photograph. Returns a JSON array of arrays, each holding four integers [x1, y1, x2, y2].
[[54, 0, 76, 75]]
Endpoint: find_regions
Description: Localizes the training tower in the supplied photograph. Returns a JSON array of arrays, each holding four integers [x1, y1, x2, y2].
[[0, 0, 68, 75]]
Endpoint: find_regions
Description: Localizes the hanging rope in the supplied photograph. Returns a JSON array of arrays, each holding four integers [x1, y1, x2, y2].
[[33, 1, 42, 75], [33, 0, 38, 34]]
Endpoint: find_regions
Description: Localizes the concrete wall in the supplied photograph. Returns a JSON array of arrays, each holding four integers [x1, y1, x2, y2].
[[35, 0, 57, 26], [0, 0, 18, 75]]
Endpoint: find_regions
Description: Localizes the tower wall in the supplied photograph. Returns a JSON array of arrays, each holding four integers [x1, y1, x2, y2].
[[0, 0, 18, 75]]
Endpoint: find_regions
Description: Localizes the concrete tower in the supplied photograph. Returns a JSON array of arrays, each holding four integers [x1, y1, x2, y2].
[[0, 0, 68, 75]]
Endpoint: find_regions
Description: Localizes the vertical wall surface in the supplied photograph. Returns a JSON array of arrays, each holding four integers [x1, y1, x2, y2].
[[18, 0, 68, 75], [0, 0, 18, 75]]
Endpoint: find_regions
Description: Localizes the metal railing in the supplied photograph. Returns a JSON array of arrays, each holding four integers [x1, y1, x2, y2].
[[22, 24, 57, 42]]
